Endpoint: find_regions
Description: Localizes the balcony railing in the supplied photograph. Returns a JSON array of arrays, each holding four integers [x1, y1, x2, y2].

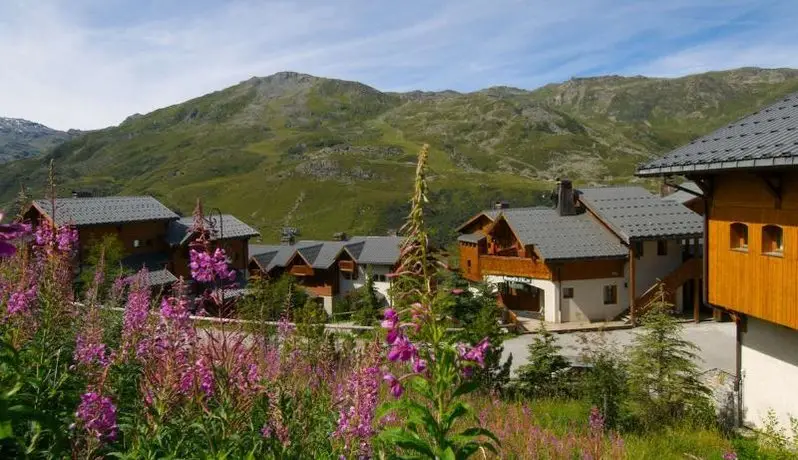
[[338, 260, 356, 272], [289, 265, 314, 277], [479, 255, 550, 279]]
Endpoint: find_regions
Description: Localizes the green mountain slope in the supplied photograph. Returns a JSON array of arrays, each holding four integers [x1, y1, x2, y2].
[[3, 68, 798, 243]]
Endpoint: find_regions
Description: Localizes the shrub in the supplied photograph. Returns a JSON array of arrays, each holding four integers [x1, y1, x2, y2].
[[513, 323, 571, 398]]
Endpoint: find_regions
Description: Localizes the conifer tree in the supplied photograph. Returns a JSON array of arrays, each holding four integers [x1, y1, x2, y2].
[[514, 323, 570, 398], [627, 287, 712, 426]]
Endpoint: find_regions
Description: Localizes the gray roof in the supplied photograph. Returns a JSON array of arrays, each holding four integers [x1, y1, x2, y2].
[[166, 215, 259, 246], [637, 92, 798, 176], [248, 236, 402, 273], [663, 181, 703, 205], [121, 252, 177, 286], [579, 186, 703, 243], [33, 196, 178, 227], [497, 207, 628, 261], [458, 231, 486, 243], [146, 269, 178, 286]]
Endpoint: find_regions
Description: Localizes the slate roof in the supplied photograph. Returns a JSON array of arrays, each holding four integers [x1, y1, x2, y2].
[[248, 236, 402, 273], [496, 207, 628, 261], [663, 181, 703, 205], [166, 215, 259, 246], [579, 186, 703, 243], [32, 196, 178, 227], [119, 253, 177, 287], [458, 231, 486, 243], [637, 92, 798, 176]]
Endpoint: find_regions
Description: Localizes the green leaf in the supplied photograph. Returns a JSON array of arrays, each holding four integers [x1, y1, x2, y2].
[[452, 380, 479, 398], [441, 401, 472, 433], [379, 428, 436, 457], [440, 446, 456, 460], [458, 427, 500, 445]]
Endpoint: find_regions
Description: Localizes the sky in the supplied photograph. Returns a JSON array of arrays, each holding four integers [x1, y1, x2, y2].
[[1, 0, 797, 130]]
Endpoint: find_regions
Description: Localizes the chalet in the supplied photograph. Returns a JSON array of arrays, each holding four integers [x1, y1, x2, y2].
[[249, 235, 402, 315], [457, 181, 705, 324], [637, 92, 798, 433], [24, 196, 259, 290]]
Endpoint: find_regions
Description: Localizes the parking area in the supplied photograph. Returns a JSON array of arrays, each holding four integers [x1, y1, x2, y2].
[[501, 320, 736, 375]]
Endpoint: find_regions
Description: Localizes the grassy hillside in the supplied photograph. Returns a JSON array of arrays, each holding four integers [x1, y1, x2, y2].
[[3, 68, 798, 243]]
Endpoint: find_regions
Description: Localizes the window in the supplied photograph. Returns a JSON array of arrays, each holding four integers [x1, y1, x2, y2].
[[343, 271, 359, 281], [633, 241, 644, 258], [563, 287, 574, 299], [603, 285, 618, 305], [762, 225, 784, 255], [133, 239, 141, 248], [374, 274, 387, 283], [466, 259, 472, 273], [657, 240, 668, 256], [730, 223, 749, 251]]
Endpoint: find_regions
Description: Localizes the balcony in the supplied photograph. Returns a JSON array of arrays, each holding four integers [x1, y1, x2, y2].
[[479, 255, 551, 280], [289, 265, 314, 277], [338, 260, 356, 272]]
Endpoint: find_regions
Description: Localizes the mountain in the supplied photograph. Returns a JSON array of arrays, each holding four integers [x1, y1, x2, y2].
[[0, 117, 73, 163], [2, 68, 798, 243]]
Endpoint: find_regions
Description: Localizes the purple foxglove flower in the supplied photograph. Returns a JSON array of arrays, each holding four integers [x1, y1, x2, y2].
[[384, 373, 403, 398]]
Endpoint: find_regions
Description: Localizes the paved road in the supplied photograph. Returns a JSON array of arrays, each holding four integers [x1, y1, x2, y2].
[[501, 321, 736, 375]]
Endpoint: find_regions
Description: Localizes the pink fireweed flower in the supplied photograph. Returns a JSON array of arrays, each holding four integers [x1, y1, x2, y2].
[[383, 373, 403, 398], [451, 288, 464, 295], [458, 338, 490, 368], [75, 391, 118, 442], [189, 247, 236, 283], [387, 335, 417, 363], [588, 406, 605, 433], [0, 212, 29, 257], [122, 269, 150, 354], [722, 452, 737, 460], [411, 357, 427, 373], [334, 348, 381, 456], [74, 334, 110, 368], [6, 286, 37, 316]]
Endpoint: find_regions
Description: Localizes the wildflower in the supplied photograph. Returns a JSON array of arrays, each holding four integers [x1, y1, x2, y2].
[[722, 451, 737, 460], [451, 288, 464, 295], [411, 357, 427, 373], [588, 406, 605, 433], [74, 334, 110, 368], [458, 338, 490, 368], [121, 269, 150, 353], [6, 286, 37, 316], [0, 212, 29, 257], [384, 373, 403, 398], [75, 391, 118, 442], [334, 347, 381, 457], [387, 335, 417, 363]]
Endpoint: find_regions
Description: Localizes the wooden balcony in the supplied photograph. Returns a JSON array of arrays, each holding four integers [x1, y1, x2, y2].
[[338, 260, 356, 272], [479, 255, 551, 280], [289, 265, 314, 277]]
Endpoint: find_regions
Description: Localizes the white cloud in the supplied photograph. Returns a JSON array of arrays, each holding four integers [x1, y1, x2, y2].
[[0, 0, 794, 130]]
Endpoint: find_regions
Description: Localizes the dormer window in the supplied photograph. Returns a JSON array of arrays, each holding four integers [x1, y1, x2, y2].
[[762, 225, 784, 256], [730, 223, 748, 251]]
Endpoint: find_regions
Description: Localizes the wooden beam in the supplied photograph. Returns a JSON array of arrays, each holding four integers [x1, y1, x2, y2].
[[693, 276, 700, 323], [629, 245, 636, 325], [759, 174, 782, 209], [664, 177, 703, 198]]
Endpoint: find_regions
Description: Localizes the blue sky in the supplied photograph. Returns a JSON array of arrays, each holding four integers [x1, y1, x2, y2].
[[1, 0, 797, 130]]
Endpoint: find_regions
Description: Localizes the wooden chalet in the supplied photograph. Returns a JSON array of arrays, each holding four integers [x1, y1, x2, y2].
[[637, 92, 798, 432], [457, 180, 706, 324], [249, 235, 402, 314], [24, 195, 259, 291]]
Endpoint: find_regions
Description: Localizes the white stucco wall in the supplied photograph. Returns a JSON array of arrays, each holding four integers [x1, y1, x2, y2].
[[741, 317, 798, 433], [484, 275, 560, 323], [627, 239, 685, 311], [338, 263, 394, 304], [560, 277, 628, 322]]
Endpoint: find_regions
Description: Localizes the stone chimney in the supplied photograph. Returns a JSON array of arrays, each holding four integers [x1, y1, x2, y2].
[[333, 232, 348, 241], [280, 227, 298, 245], [556, 179, 577, 216]]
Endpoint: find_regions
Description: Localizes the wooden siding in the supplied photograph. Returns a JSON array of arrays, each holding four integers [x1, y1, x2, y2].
[[557, 259, 626, 281], [459, 242, 483, 282], [707, 172, 798, 329], [480, 255, 553, 279]]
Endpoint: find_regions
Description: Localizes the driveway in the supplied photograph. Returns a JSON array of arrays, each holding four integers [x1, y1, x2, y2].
[[501, 321, 736, 375]]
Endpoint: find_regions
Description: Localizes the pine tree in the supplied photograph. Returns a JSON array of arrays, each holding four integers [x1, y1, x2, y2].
[[626, 287, 712, 427], [514, 323, 570, 398], [352, 270, 380, 326]]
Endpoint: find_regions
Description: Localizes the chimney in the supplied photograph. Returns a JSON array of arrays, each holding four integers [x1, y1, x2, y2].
[[493, 200, 509, 210], [556, 179, 577, 216], [280, 227, 299, 245], [333, 232, 348, 241]]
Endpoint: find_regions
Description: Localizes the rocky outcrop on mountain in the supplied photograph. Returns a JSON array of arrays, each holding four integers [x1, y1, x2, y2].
[[0, 117, 72, 163]]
